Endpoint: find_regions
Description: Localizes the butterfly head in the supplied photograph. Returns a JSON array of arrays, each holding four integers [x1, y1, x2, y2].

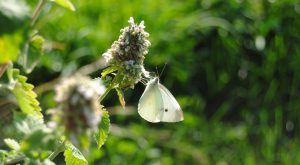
[[147, 77, 159, 86]]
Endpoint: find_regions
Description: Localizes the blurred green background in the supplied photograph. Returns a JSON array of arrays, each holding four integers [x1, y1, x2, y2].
[[2, 0, 300, 164]]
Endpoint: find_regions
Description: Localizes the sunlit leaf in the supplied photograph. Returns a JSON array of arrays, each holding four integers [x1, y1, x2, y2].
[[0, 31, 23, 63], [116, 88, 126, 109], [8, 68, 43, 119], [50, 0, 76, 11], [4, 138, 20, 151], [101, 66, 118, 79], [95, 110, 110, 149], [64, 143, 88, 165]]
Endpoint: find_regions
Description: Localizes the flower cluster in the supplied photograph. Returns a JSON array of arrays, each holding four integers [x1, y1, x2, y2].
[[102, 17, 151, 88], [52, 75, 105, 147]]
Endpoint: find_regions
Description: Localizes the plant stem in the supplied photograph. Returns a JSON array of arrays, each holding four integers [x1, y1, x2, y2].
[[98, 85, 113, 103], [98, 73, 120, 103], [48, 141, 66, 160], [31, 0, 46, 27]]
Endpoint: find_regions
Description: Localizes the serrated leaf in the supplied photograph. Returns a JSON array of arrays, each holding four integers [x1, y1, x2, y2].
[[19, 35, 45, 73], [95, 110, 110, 149], [101, 66, 118, 78], [8, 68, 43, 119], [14, 112, 46, 135], [64, 143, 88, 165], [116, 88, 126, 109], [4, 139, 20, 151], [50, 0, 76, 11]]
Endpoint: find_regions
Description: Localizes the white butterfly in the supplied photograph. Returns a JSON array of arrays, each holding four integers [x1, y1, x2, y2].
[[138, 77, 184, 122]]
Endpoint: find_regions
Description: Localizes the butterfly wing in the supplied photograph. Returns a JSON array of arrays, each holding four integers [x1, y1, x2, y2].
[[138, 79, 164, 123], [157, 83, 183, 122]]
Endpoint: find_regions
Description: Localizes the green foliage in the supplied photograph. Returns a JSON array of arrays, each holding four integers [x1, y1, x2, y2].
[[0, 32, 23, 63], [50, 0, 76, 11], [4, 139, 20, 151], [95, 110, 110, 149], [116, 88, 126, 109], [8, 68, 43, 119], [101, 66, 118, 79], [64, 142, 88, 165]]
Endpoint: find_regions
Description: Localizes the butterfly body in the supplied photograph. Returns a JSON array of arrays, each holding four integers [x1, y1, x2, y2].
[[138, 77, 183, 122]]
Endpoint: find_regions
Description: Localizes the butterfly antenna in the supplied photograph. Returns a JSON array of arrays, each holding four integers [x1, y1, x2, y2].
[[159, 63, 168, 78]]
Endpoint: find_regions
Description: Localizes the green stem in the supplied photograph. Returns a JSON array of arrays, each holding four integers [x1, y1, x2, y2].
[[48, 141, 66, 160], [98, 73, 121, 103], [98, 85, 113, 103]]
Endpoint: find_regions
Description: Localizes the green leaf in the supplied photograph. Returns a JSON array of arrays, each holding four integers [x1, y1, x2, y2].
[[64, 143, 88, 165], [94, 110, 110, 149], [101, 66, 118, 78], [0, 150, 7, 164], [8, 68, 43, 119], [0, 31, 23, 63], [4, 139, 20, 151], [116, 88, 126, 109], [19, 35, 45, 73], [14, 112, 46, 135], [20, 129, 56, 154], [50, 0, 76, 11]]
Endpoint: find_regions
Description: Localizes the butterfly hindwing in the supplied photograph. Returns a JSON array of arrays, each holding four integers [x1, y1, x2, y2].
[[158, 83, 183, 122]]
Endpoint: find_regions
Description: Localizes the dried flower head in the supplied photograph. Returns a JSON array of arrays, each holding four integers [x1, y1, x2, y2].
[[52, 75, 105, 147], [102, 17, 151, 88]]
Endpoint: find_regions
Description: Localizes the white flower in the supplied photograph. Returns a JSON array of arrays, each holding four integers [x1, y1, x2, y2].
[[102, 17, 151, 88], [128, 17, 134, 25], [139, 21, 145, 29], [102, 51, 112, 62]]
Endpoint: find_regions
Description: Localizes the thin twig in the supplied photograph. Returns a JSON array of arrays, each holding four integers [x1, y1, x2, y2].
[[48, 140, 66, 160], [0, 63, 8, 78], [77, 58, 106, 75], [31, 0, 46, 27], [34, 58, 107, 94]]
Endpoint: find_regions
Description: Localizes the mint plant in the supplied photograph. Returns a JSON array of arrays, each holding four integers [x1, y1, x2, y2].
[[0, 0, 151, 164]]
